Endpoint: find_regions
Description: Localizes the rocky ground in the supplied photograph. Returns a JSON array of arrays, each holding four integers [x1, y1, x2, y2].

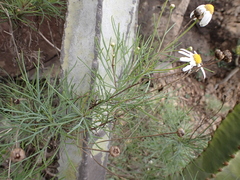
[[1, 0, 239, 114], [0, 0, 238, 145], [0, 16, 63, 78], [0, 0, 239, 179], [139, 0, 240, 133]]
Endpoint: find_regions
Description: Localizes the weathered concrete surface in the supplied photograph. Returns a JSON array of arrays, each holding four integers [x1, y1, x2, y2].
[[59, 0, 139, 179], [60, 0, 100, 94]]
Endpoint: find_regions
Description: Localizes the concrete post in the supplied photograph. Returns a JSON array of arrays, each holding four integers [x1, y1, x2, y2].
[[59, 0, 139, 179]]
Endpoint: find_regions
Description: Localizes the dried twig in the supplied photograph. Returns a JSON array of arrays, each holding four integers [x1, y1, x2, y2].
[[0, 128, 12, 138], [38, 31, 61, 52], [215, 55, 240, 90], [0, 4, 20, 60]]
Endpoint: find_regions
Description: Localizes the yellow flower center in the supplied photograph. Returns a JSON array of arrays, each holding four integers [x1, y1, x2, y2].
[[193, 54, 202, 65], [205, 4, 214, 14]]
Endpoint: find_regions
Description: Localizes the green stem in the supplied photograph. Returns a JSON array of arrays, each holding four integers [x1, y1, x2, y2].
[[149, 0, 169, 49], [157, 8, 174, 52], [162, 20, 197, 52]]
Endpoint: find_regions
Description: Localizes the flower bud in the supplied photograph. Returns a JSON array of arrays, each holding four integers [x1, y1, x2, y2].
[[110, 42, 115, 47], [170, 4, 175, 10]]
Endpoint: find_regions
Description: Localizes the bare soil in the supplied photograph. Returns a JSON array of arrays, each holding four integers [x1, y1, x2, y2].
[[139, 0, 240, 133], [0, 1, 239, 179], [0, 17, 64, 78], [0, 0, 239, 132]]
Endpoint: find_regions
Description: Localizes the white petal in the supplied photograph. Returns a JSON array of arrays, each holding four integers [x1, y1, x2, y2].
[[180, 48, 192, 54], [189, 60, 197, 67], [191, 5, 206, 19], [182, 65, 193, 72], [200, 67, 206, 79], [178, 49, 193, 57], [197, 5, 207, 13], [199, 12, 212, 27], [193, 51, 198, 54], [179, 51, 191, 58], [179, 57, 192, 62], [190, 10, 195, 19]]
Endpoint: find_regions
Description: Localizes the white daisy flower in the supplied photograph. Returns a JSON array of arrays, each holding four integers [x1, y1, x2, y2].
[[178, 48, 206, 79], [190, 4, 214, 27]]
